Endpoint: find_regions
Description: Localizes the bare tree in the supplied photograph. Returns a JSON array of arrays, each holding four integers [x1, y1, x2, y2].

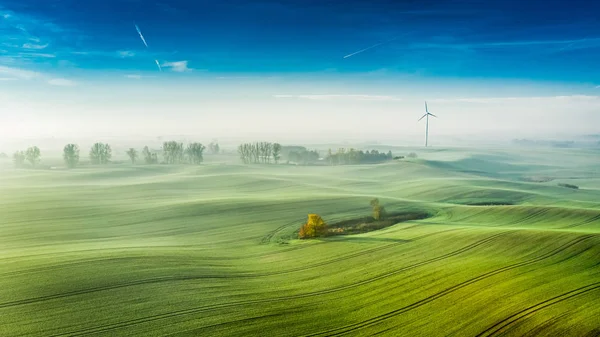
[[162, 141, 184, 164], [126, 148, 138, 164], [238, 144, 249, 164], [238, 142, 283, 165], [63, 144, 80, 169], [25, 146, 41, 168]]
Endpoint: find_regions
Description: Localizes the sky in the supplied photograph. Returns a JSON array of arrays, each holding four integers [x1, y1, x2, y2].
[[1, 0, 600, 145]]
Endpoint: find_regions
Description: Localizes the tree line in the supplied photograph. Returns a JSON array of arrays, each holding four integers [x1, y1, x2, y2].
[[10, 140, 214, 169], [7, 141, 397, 169], [238, 142, 282, 164], [121, 141, 207, 166], [325, 148, 393, 165]]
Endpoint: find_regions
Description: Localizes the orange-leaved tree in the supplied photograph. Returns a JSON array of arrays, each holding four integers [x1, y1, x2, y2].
[[299, 214, 328, 239]]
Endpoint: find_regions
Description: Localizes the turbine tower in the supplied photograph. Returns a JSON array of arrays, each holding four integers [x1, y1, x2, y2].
[[418, 101, 437, 147]]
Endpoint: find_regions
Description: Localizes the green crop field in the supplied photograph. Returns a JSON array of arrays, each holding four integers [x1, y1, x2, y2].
[[1, 147, 599, 336]]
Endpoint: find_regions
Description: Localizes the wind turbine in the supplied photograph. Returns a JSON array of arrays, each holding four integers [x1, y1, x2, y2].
[[418, 101, 437, 147]]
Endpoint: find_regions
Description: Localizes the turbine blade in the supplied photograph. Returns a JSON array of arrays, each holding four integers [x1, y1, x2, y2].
[[429, 113, 438, 118], [418, 114, 427, 121], [425, 101, 428, 113]]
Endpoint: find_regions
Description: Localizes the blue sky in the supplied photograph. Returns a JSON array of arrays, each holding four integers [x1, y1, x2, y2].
[[1, 0, 599, 141]]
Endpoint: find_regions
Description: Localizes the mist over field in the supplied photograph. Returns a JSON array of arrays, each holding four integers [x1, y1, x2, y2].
[[1, 0, 600, 336]]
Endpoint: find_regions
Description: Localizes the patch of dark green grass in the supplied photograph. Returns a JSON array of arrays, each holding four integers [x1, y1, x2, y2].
[[326, 212, 431, 236], [558, 183, 579, 190]]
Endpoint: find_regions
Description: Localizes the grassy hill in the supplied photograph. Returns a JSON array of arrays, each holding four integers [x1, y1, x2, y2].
[[0, 147, 598, 336]]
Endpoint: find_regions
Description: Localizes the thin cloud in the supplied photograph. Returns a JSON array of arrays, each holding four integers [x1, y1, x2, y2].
[[125, 74, 156, 79], [18, 52, 56, 58], [0, 65, 40, 79], [411, 37, 600, 51], [215, 76, 252, 80], [22, 43, 48, 49], [47, 78, 76, 86], [273, 94, 402, 101], [0, 65, 76, 86], [0, 8, 65, 50], [429, 95, 600, 104], [117, 50, 135, 58], [162, 60, 191, 72]]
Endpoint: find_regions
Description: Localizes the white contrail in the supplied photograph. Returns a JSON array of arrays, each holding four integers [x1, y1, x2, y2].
[[134, 23, 161, 72], [134, 24, 148, 48], [344, 36, 400, 59]]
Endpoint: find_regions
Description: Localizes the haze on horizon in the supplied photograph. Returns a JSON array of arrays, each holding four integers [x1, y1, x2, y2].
[[1, 0, 599, 145]]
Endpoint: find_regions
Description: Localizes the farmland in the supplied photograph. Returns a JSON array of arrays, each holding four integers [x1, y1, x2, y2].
[[0, 146, 599, 336]]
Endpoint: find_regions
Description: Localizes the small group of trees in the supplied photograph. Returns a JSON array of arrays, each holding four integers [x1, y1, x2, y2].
[[13, 146, 41, 168], [186, 143, 206, 164], [10, 140, 208, 169], [238, 142, 281, 164], [160, 141, 206, 164], [89, 143, 112, 165], [125, 141, 206, 165], [162, 141, 185, 164], [325, 149, 393, 165], [130, 142, 206, 165]]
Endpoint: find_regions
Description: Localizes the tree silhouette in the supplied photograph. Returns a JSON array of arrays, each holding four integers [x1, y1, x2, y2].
[[209, 141, 220, 155], [25, 146, 41, 168], [13, 151, 25, 168], [272, 143, 281, 164], [142, 146, 158, 164], [90, 143, 111, 164], [186, 143, 206, 164], [162, 141, 184, 164], [126, 148, 138, 164], [63, 144, 80, 169]]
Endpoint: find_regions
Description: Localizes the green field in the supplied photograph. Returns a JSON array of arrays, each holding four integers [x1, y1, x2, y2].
[[1, 147, 599, 336]]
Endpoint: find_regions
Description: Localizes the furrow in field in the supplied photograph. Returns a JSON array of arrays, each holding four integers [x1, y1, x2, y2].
[[46, 232, 508, 337], [304, 235, 594, 336], [0, 229, 458, 309], [475, 282, 600, 337]]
